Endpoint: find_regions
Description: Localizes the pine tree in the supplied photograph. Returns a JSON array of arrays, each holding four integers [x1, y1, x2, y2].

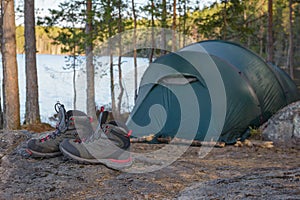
[[24, 0, 41, 125], [1, 0, 20, 129], [267, 0, 274, 62], [86, 0, 96, 117]]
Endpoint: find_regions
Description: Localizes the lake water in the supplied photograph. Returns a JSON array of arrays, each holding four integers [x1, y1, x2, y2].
[[0, 54, 149, 124]]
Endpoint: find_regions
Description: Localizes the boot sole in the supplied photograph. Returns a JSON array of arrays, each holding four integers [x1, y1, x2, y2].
[[26, 148, 62, 158], [59, 146, 133, 170]]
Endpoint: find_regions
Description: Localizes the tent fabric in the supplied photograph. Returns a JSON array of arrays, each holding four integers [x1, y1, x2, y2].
[[126, 40, 299, 144]]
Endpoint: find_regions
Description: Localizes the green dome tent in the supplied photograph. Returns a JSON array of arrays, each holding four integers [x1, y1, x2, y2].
[[126, 40, 299, 144]]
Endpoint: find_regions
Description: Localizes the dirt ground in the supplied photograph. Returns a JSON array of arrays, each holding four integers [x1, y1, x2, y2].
[[0, 130, 299, 200]]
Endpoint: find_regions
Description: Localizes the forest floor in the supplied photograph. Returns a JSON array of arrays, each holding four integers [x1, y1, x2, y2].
[[0, 130, 299, 200]]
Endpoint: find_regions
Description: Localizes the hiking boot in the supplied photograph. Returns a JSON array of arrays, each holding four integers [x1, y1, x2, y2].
[[26, 103, 94, 158], [59, 123, 132, 170]]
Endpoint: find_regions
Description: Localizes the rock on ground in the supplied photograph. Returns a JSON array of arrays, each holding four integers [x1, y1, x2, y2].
[[260, 101, 300, 145], [176, 168, 300, 200]]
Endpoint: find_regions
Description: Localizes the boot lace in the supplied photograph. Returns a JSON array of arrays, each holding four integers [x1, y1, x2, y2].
[[39, 129, 61, 142], [40, 102, 66, 142]]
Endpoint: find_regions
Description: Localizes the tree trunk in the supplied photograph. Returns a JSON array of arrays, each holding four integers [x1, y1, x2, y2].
[[85, 0, 96, 117], [149, 0, 155, 63], [0, 3, 3, 129], [117, 0, 124, 119], [161, 0, 167, 55], [222, 0, 228, 40], [132, 0, 138, 100], [172, 0, 177, 52], [24, 0, 40, 125], [0, 87, 3, 129], [183, 1, 187, 46], [72, 55, 77, 110], [107, 0, 116, 115], [288, 0, 294, 79], [110, 53, 116, 114], [267, 0, 274, 62], [259, 24, 264, 56], [1, 0, 20, 129], [117, 56, 124, 119]]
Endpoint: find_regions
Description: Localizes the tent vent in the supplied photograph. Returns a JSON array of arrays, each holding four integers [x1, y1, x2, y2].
[[159, 75, 198, 85]]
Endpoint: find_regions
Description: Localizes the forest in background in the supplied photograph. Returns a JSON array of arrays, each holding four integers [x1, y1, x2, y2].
[[14, 0, 300, 69], [16, 26, 63, 54]]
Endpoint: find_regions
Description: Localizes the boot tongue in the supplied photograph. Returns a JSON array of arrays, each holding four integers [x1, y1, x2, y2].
[[57, 104, 68, 133], [72, 115, 94, 139]]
